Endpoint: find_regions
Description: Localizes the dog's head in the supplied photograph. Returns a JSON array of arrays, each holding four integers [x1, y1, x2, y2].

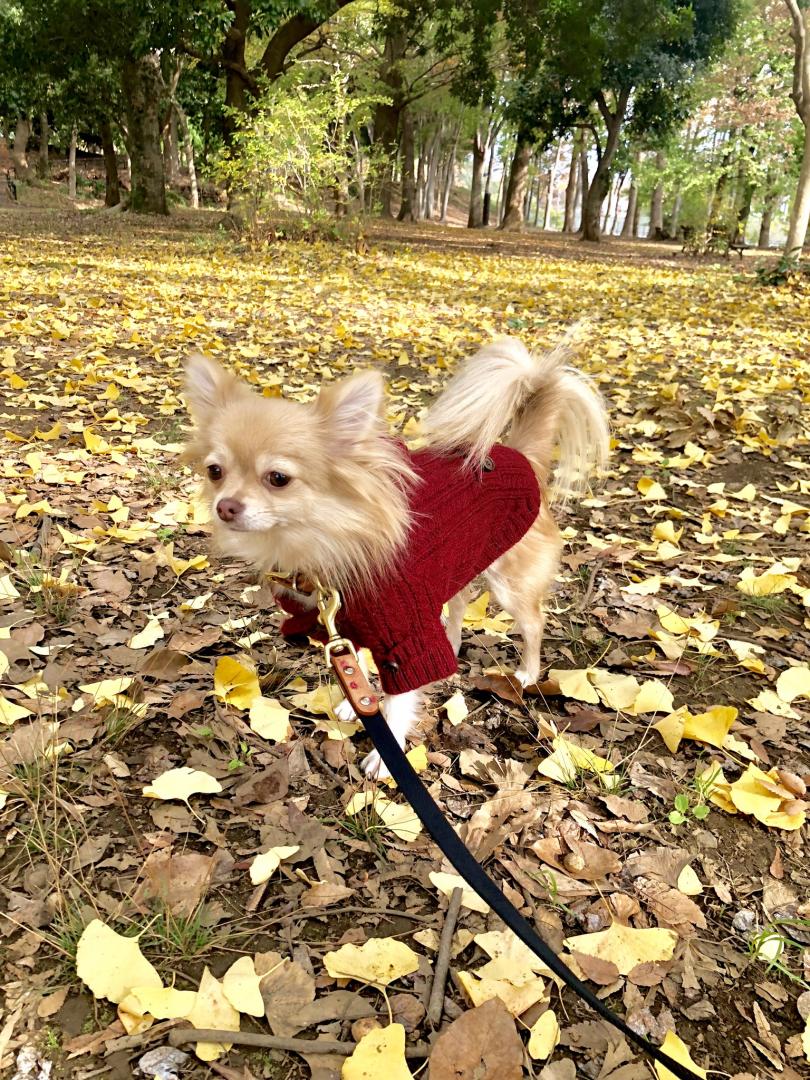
[[182, 354, 413, 585]]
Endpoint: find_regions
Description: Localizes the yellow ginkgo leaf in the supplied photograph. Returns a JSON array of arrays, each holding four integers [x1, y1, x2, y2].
[[129, 985, 197, 1019], [473, 930, 552, 980], [127, 617, 165, 649], [324, 938, 420, 988], [376, 800, 422, 843], [117, 994, 154, 1036], [249, 697, 292, 742], [462, 591, 490, 626], [429, 871, 490, 913], [638, 477, 667, 501], [564, 922, 677, 976], [186, 967, 240, 1061], [142, 766, 222, 803], [213, 656, 261, 710], [76, 919, 161, 1003], [78, 676, 134, 703], [222, 956, 265, 1016], [776, 665, 810, 703], [654, 704, 737, 753], [289, 684, 338, 716], [676, 866, 703, 896], [652, 520, 683, 543], [590, 670, 640, 710], [249, 845, 300, 884], [737, 567, 794, 596], [548, 667, 600, 704], [456, 969, 547, 1017], [729, 765, 806, 830], [0, 574, 21, 600], [0, 696, 33, 725], [654, 1030, 707, 1080], [342, 1023, 412, 1080], [527, 1009, 560, 1060], [537, 735, 614, 785], [627, 679, 674, 715], [443, 691, 468, 726], [622, 574, 663, 596], [748, 688, 800, 719]]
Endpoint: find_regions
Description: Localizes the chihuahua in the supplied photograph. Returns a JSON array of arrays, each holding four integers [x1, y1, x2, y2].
[[183, 337, 608, 778]]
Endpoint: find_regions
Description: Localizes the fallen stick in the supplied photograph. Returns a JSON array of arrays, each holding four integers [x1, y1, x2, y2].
[[168, 1028, 431, 1058], [426, 885, 464, 1027]]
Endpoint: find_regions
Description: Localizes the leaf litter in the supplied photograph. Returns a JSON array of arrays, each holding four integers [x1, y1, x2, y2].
[[0, 211, 808, 1077]]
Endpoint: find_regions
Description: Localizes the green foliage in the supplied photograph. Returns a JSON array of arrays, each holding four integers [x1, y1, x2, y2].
[[219, 60, 388, 228]]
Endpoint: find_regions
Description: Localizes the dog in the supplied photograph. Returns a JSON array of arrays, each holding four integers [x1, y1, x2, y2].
[[183, 337, 609, 778]]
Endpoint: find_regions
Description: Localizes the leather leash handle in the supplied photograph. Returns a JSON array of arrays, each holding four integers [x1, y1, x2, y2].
[[329, 647, 380, 718], [355, 706, 706, 1080]]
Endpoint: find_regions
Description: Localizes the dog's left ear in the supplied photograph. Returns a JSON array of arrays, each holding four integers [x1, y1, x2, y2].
[[315, 371, 385, 446]]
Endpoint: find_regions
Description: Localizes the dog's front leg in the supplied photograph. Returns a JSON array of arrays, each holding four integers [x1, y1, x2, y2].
[[361, 689, 422, 780]]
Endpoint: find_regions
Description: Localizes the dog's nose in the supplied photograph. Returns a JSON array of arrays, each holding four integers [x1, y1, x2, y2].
[[216, 498, 244, 522]]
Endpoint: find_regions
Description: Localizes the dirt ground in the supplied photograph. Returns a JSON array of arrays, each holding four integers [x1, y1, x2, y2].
[[0, 196, 808, 1080]]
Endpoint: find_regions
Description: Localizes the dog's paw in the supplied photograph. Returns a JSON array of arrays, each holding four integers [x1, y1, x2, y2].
[[334, 697, 357, 722], [514, 668, 537, 689], [361, 749, 392, 781]]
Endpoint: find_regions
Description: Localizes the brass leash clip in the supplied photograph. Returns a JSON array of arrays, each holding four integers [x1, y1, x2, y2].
[[314, 580, 380, 718]]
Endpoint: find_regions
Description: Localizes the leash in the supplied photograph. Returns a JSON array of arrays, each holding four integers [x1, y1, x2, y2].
[[294, 581, 703, 1078]]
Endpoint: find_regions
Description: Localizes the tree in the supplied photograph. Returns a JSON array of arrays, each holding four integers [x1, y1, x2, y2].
[[783, 0, 810, 260]]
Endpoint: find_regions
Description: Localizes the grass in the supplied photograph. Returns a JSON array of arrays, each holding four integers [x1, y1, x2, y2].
[[13, 549, 81, 625], [738, 593, 791, 617], [749, 917, 810, 988]]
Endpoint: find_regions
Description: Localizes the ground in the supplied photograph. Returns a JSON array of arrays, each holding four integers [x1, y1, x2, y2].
[[0, 196, 809, 1080]]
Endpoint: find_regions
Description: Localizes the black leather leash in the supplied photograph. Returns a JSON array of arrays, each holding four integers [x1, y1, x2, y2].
[[311, 582, 704, 1078]]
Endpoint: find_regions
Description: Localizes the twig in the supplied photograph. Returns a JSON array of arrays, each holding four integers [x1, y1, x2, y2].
[[168, 1027, 430, 1058], [426, 886, 463, 1026]]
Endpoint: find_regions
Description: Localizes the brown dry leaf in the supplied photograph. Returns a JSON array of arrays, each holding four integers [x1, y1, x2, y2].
[[256, 952, 316, 1036], [428, 998, 523, 1080]]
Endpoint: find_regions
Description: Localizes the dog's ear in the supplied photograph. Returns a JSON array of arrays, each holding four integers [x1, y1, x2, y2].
[[315, 371, 386, 446], [183, 353, 243, 418]]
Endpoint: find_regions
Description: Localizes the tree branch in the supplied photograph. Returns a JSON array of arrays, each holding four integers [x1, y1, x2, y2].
[[783, 0, 809, 120], [259, 2, 355, 81]]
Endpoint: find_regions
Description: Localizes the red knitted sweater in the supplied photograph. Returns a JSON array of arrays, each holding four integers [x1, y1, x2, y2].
[[277, 444, 541, 694]]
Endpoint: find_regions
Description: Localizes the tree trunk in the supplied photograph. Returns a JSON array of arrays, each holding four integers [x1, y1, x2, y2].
[[563, 133, 579, 232], [99, 118, 120, 207], [397, 107, 416, 222], [620, 178, 638, 237], [11, 117, 31, 179], [783, 1, 810, 260], [758, 172, 776, 248], [176, 102, 198, 208], [582, 91, 629, 242], [708, 132, 734, 224], [222, 0, 251, 148], [785, 119, 810, 259], [543, 141, 561, 230], [375, 30, 406, 218], [468, 127, 485, 227], [500, 131, 532, 230], [440, 125, 459, 222], [482, 129, 498, 226], [37, 112, 50, 179], [670, 191, 682, 237], [577, 147, 589, 230], [68, 125, 77, 198], [163, 108, 181, 184], [648, 151, 665, 237], [423, 127, 442, 219], [122, 54, 167, 214]]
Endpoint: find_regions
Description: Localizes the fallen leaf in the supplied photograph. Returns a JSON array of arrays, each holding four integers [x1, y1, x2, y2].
[[342, 1023, 412, 1079], [653, 1030, 707, 1080], [222, 956, 265, 1017], [249, 844, 300, 884], [76, 919, 161, 1003], [186, 967, 240, 1061], [142, 766, 222, 803], [563, 922, 677, 976], [324, 938, 420, 989], [527, 1009, 560, 1060], [428, 998, 523, 1080]]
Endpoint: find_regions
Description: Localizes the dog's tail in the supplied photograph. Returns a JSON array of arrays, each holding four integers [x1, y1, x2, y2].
[[420, 334, 609, 502]]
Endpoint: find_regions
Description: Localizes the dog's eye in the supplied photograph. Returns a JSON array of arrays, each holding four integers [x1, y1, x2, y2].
[[265, 470, 291, 489], [207, 464, 223, 481]]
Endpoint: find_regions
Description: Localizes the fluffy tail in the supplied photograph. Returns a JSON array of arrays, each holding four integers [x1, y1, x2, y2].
[[420, 335, 609, 502]]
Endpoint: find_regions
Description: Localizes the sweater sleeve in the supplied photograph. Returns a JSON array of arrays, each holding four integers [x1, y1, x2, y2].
[[375, 617, 459, 695]]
